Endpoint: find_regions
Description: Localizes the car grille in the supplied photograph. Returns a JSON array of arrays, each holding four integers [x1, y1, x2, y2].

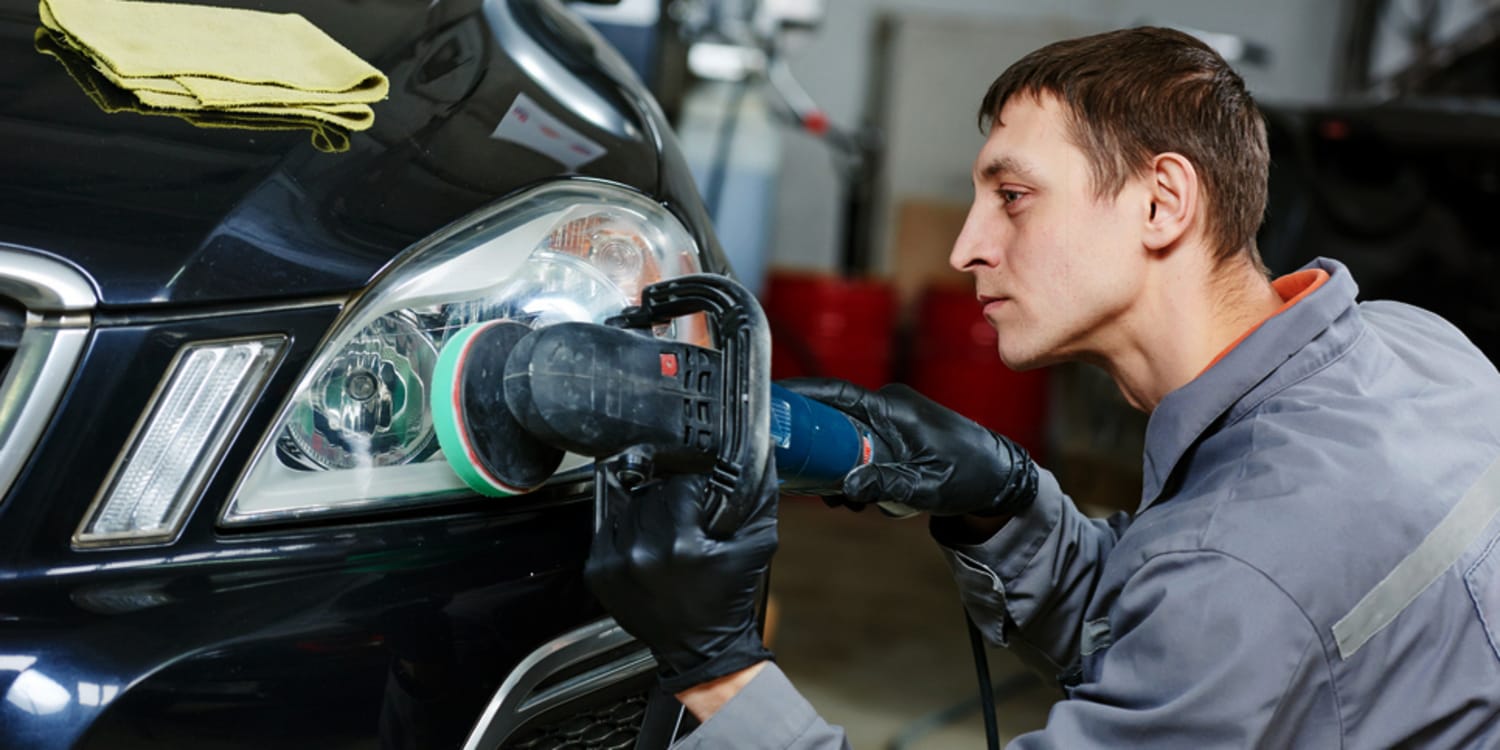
[[505, 691, 648, 750], [0, 298, 20, 383], [0, 249, 95, 503]]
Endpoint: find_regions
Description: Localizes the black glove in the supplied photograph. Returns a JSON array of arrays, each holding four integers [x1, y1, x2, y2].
[[584, 464, 778, 695], [778, 378, 1038, 518]]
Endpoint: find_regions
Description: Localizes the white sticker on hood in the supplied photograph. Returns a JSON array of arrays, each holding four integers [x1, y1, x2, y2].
[[490, 92, 607, 171]]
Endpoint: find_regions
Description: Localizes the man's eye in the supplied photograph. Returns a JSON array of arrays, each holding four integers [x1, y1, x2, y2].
[[997, 189, 1024, 205]]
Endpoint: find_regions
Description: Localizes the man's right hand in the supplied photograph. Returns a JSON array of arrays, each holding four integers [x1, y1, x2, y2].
[[777, 378, 1040, 518], [584, 466, 777, 696]]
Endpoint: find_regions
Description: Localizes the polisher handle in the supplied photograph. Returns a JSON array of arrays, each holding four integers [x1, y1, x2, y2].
[[608, 275, 773, 539]]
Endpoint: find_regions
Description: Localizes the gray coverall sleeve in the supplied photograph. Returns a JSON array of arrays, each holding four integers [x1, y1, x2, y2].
[[678, 551, 1324, 750], [671, 663, 850, 750], [935, 468, 1129, 672], [1009, 550, 1327, 748]]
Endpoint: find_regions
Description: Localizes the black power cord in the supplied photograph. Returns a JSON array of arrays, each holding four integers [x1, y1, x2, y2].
[[968, 611, 1001, 750], [886, 609, 1035, 750]]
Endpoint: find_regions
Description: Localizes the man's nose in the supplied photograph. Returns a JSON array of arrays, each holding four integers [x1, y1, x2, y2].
[[949, 203, 995, 274]]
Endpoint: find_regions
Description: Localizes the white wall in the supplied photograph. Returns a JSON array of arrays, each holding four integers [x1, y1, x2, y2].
[[767, 0, 1353, 274]]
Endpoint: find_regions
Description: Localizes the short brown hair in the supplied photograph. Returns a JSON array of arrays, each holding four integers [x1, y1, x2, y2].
[[979, 27, 1269, 270]]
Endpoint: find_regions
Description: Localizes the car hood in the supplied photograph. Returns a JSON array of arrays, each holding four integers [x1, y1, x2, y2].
[[0, 0, 663, 308]]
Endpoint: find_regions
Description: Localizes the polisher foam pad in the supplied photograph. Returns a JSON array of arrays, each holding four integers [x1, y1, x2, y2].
[[431, 320, 564, 497]]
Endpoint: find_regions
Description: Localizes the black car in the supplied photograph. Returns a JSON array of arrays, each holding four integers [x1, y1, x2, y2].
[[0, 0, 730, 747]]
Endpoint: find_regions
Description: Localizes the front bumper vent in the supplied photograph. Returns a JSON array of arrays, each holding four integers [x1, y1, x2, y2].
[[506, 691, 648, 750], [463, 619, 660, 750], [0, 248, 96, 503]]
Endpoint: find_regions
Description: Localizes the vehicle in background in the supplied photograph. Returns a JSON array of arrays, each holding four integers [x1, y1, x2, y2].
[[1260, 0, 1500, 361]]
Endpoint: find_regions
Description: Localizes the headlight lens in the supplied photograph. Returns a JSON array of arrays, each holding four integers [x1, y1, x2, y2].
[[223, 182, 705, 525]]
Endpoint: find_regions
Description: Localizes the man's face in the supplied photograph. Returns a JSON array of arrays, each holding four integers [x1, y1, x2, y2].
[[951, 92, 1151, 370]]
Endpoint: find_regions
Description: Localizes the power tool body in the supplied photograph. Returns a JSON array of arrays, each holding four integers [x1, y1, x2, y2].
[[431, 274, 912, 535]]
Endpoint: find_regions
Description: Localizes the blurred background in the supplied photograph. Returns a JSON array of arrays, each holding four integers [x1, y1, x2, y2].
[[575, 0, 1500, 745]]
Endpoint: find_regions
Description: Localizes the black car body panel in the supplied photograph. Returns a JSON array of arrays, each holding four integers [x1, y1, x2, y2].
[[1, 305, 605, 749], [0, 0, 727, 308], [0, 0, 722, 747]]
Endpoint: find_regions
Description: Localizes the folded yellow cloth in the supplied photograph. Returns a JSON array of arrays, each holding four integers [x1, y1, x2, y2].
[[38, 0, 386, 133], [36, 27, 350, 152]]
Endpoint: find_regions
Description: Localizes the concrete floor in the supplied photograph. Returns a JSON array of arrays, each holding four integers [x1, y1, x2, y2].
[[769, 497, 1059, 749]]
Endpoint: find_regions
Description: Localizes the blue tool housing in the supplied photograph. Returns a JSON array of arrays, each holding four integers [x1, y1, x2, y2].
[[770, 384, 879, 493]]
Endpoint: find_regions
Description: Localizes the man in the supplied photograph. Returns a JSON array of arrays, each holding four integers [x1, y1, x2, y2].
[[587, 27, 1500, 747]]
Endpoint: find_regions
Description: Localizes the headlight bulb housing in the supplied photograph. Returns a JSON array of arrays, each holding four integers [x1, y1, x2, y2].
[[280, 310, 438, 471]]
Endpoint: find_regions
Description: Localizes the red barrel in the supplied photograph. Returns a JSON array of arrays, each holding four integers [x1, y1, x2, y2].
[[907, 286, 1050, 460], [761, 271, 896, 390]]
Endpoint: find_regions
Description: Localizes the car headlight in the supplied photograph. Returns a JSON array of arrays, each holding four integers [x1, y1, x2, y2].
[[222, 181, 706, 525]]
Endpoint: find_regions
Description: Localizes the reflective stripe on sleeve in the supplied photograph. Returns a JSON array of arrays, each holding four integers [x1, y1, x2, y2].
[[1333, 453, 1500, 659]]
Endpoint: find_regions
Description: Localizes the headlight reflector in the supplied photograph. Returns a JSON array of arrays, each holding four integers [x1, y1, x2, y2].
[[282, 311, 438, 470]]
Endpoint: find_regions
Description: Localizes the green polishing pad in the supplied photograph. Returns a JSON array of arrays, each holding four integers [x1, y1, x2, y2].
[[431, 320, 564, 497]]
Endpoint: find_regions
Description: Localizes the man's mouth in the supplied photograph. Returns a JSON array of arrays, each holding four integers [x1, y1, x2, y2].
[[979, 294, 1011, 314]]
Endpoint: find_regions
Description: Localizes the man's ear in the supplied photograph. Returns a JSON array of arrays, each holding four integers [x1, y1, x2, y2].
[[1142, 152, 1198, 252]]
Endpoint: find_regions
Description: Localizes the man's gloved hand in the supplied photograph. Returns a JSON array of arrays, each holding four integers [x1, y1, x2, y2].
[[584, 464, 778, 695], [778, 378, 1039, 518]]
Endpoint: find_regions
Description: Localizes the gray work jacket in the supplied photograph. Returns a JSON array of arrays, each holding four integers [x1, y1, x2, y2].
[[678, 258, 1500, 748]]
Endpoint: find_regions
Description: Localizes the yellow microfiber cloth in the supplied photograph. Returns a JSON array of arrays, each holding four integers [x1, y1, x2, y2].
[[37, 0, 387, 141], [35, 27, 350, 152]]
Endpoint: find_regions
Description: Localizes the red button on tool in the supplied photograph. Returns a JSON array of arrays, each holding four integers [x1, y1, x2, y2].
[[660, 353, 679, 377]]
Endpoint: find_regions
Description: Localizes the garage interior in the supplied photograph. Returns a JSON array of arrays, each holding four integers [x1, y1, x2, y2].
[[578, 0, 1500, 745], [6, 0, 1498, 746]]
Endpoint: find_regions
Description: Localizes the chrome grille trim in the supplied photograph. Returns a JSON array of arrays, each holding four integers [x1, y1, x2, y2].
[[0, 250, 97, 310], [462, 618, 656, 750], [0, 248, 96, 503]]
